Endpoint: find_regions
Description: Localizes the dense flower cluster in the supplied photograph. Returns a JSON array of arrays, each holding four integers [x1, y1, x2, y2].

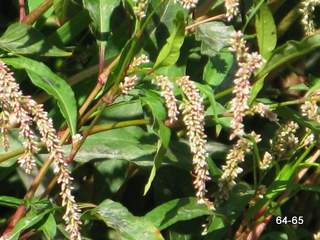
[[128, 54, 150, 73], [269, 121, 299, 160], [133, 0, 148, 20], [0, 61, 39, 173], [219, 132, 261, 198], [175, 0, 198, 9], [120, 54, 150, 94], [119, 75, 139, 94], [300, 0, 320, 35], [260, 151, 273, 170], [229, 31, 264, 140], [249, 103, 278, 122], [0, 61, 81, 240], [300, 91, 320, 145], [224, 0, 240, 21], [177, 76, 213, 209], [154, 75, 179, 124], [301, 92, 320, 121]]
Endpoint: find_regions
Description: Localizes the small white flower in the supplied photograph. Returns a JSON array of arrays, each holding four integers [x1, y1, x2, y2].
[[177, 76, 214, 210], [300, 0, 320, 35], [224, 0, 240, 21], [120, 75, 139, 94], [175, 0, 198, 9], [229, 31, 264, 140], [154, 75, 179, 123]]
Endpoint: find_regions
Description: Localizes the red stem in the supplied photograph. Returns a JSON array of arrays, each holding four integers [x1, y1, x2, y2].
[[19, 0, 26, 22], [1, 205, 26, 238]]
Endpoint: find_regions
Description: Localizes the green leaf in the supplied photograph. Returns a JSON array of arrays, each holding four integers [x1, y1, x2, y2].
[[252, 33, 320, 101], [83, 0, 120, 37], [3, 56, 78, 136], [0, 23, 70, 57], [144, 122, 171, 195], [39, 214, 57, 239], [7, 207, 54, 240], [144, 197, 212, 230], [257, 33, 320, 78], [141, 90, 171, 194], [141, 90, 167, 121], [146, 0, 187, 50], [0, 196, 22, 208], [88, 199, 164, 240], [203, 50, 235, 87], [48, 10, 90, 46], [255, 3, 277, 58], [72, 126, 157, 165], [154, 11, 185, 69], [195, 22, 234, 57]]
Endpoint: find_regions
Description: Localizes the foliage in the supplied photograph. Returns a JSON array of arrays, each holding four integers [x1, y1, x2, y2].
[[0, 0, 320, 239]]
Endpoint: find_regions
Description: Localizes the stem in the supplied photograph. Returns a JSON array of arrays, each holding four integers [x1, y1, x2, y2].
[[88, 119, 149, 135], [98, 42, 106, 79], [0, 131, 69, 238], [270, 98, 305, 109], [19, 0, 26, 22], [252, 142, 261, 190], [215, 87, 232, 99], [41, 118, 149, 197], [22, 0, 54, 25], [185, 14, 226, 31], [79, 56, 120, 118], [243, 148, 319, 240]]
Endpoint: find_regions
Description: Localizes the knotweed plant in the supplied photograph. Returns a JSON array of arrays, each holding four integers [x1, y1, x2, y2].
[[153, 75, 179, 124], [120, 54, 150, 94], [0, 1, 320, 240], [0, 61, 81, 240], [177, 76, 213, 210], [229, 31, 264, 140], [219, 132, 261, 199]]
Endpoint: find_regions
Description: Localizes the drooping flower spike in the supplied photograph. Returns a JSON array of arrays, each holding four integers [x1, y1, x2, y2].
[[229, 31, 264, 140], [0, 61, 82, 240], [153, 75, 179, 124], [177, 76, 214, 210]]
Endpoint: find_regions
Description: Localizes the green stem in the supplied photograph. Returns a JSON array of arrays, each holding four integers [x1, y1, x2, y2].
[[215, 87, 232, 99], [0, 119, 150, 164], [22, 0, 54, 25], [88, 119, 149, 134], [270, 98, 305, 109]]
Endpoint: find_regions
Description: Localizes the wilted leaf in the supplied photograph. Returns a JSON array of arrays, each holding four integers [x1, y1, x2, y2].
[[195, 22, 234, 57]]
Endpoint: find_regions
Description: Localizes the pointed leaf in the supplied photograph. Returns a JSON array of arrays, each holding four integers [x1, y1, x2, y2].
[[3, 56, 78, 136], [255, 3, 277, 58], [0, 23, 70, 57], [88, 199, 164, 240], [145, 197, 212, 230], [154, 11, 185, 69]]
